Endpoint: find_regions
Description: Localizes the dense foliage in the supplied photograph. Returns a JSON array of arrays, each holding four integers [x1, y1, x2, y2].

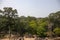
[[0, 7, 60, 38]]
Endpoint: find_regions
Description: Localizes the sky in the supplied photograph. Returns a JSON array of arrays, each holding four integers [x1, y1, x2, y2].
[[0, 0, 60, 17]]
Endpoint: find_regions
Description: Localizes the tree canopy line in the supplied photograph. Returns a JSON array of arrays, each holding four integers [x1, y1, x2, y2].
[[0, 7, 60, 38]]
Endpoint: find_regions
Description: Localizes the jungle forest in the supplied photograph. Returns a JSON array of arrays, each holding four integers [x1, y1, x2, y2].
[[0, 7, 60, 39]]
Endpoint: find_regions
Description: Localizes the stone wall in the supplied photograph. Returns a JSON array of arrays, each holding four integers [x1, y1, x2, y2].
[[24, 37, 35, 40]]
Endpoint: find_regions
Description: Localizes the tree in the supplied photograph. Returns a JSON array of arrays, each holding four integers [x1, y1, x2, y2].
[[53, 27, 60, 37], [48, 11, 60, 37], [48, 11, 60, 29], [28, 20, 37, 34], [0, 7, 18, 40], [36, 18, 47, 37]]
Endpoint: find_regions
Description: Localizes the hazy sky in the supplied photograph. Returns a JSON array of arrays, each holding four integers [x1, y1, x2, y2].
[[0, 0, 60, 17]]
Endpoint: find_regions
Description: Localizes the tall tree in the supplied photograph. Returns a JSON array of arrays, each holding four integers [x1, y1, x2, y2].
[[0, 7, 18, 40]]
